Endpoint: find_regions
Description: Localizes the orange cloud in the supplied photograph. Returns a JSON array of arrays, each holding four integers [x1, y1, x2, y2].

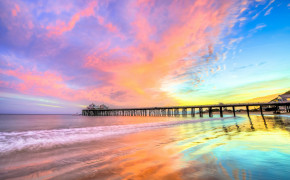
[[1, 0, 253, 108], [82, 0, 240, 106]]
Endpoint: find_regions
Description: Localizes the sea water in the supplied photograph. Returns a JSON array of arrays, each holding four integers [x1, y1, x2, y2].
[[0, 114, 289, 179]]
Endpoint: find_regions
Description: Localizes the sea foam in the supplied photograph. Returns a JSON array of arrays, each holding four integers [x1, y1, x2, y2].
[[0, 117, 236, 155]]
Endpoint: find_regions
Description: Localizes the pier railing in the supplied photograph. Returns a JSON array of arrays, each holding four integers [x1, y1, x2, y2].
[[82, 102, 290, 117]]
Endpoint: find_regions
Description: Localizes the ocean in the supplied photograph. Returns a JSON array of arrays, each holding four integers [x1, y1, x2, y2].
[[0, 114, 289, 180]]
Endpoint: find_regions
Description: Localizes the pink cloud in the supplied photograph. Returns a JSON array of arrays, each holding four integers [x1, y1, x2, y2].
[[0, 62, 174, 107], [75, 0, 248, 106], [11, 4, 20, 16], [0, 0, 254, 108], [46, 1, 98, 36], [1, 68, 72, 98], [46, 1, 121, 37]]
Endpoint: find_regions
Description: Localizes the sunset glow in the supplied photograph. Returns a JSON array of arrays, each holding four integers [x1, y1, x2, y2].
[[0, 0, 289, 113]]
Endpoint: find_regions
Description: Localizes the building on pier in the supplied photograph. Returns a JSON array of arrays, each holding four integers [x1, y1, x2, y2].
[[268, 92, 290, 112], [87, 103, 97, 109], [277, 94, 290, 112], [278, 94, 290, 102], [99, 104, 109, 109], [87, 103, 109, 110]]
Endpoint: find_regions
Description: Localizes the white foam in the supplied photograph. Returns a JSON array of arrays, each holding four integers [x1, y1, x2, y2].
[[0, 117, 236, 155]]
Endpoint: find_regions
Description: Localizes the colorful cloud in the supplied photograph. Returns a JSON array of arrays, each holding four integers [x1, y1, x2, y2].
[[0, 0, 289, 113]]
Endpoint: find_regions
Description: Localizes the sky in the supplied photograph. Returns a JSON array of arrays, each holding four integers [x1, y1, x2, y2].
[[0, 0, 289, 114]]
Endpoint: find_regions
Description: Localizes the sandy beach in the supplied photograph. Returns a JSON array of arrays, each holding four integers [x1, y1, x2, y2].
[[1, 114, 290, 179]]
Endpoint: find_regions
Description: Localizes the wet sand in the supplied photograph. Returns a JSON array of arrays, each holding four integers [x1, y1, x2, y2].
[[0, 114, 290, 179]]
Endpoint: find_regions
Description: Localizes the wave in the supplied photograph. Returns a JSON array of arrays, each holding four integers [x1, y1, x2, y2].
[[0, 117, 237, 155]]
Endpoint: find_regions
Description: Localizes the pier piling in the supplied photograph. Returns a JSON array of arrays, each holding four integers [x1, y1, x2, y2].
[[209, 107, 213, 117], [246, 106, 250, 117], [182, 108, 187, 116], [260, 105, 263, 116], [232, 106, 236, 117], [220, 107, 223, 117], [199, 108, 203, 117], [191, 108, 195, 117]]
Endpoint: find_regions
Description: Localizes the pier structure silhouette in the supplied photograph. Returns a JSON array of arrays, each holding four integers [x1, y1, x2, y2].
[[82, 102, 290, 117]]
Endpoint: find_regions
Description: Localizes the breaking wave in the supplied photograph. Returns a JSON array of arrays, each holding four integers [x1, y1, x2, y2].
[[0, 117, 236, 155]]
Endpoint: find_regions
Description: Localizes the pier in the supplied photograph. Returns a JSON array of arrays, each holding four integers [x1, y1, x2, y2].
[[82, 102, 290, 117]]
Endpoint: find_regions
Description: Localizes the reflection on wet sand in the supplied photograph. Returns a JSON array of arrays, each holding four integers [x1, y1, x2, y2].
[[0, 115, 289, 179]]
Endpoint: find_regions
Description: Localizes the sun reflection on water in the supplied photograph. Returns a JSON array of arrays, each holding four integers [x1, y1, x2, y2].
[[0, 115, 289, 179]]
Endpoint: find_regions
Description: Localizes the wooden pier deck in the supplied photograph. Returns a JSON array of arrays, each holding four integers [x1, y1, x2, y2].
[[82, 102, 290, 117]]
